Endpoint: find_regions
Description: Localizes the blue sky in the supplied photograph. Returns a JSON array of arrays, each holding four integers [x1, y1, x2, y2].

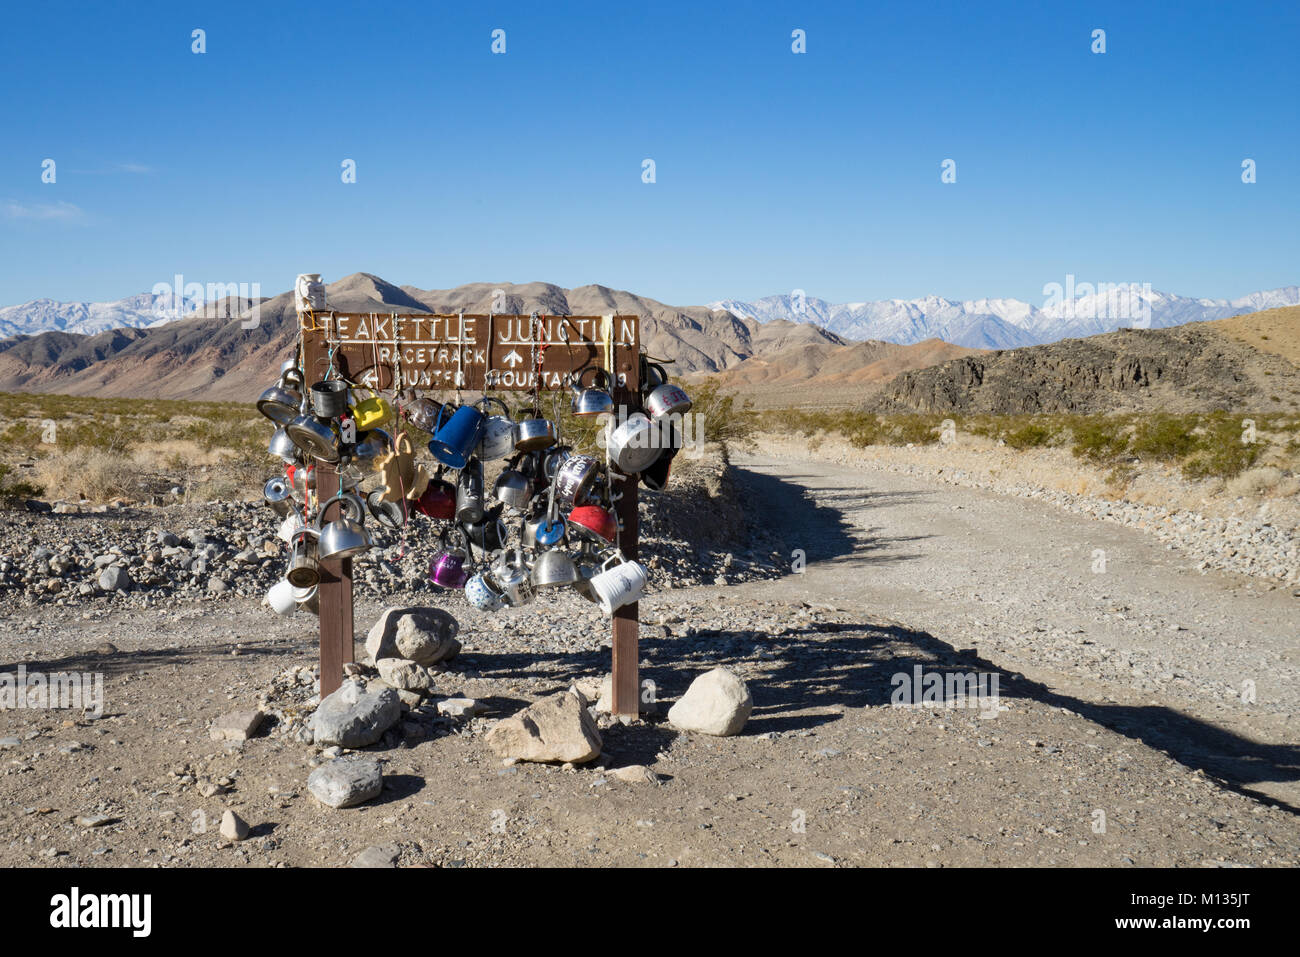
[[0, 0, 1296, 307]]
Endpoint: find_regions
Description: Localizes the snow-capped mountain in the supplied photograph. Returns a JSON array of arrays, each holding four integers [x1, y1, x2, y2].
[[710, 285, 1300, 349], [0, 292, 212, 339]]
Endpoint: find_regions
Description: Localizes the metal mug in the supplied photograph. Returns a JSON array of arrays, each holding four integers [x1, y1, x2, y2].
[[587, 553, 649, 616], [310, 380, 350, 419], [552, 454, 600, 509], [455, 458, 486, 524], [286, 527, 321, 588], [512, 411, 557, 453]]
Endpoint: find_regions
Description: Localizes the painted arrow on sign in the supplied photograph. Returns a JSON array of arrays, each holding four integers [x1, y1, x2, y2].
[[502, 349, 524, 368]]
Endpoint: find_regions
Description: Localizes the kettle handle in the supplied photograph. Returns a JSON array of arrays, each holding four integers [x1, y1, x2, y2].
[[476, 396, 511, 417]]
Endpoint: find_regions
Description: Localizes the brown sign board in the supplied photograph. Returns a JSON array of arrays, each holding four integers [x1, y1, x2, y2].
[[296, 310, 644, 717], [299, 313, 640, 395]]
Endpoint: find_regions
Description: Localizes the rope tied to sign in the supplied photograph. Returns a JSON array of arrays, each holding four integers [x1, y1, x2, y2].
[[599, 313, 624, 554], [456, 312, 466, 399]]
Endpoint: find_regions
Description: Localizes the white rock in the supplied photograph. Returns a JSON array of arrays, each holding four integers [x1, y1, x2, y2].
[[219, 810, 249, 841], [437, 697, 486, 719], [667, 667, 753, 736]]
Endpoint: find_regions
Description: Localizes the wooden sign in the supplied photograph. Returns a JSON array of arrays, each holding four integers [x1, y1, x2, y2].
[[297, 311, 644, 718], [300, 313, 640, 395]]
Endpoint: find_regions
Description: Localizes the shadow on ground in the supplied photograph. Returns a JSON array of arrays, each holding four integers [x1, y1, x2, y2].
[[464, 614, 1300, 815]]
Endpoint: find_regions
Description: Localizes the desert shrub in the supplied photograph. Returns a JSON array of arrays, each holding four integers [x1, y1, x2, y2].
[[1131, 413, 1199, 462], [1180, 412, 1263, 480], [1070, 417, 1132, 465], [1002, 420, 1058, 450], [32, 448, 136, 501], [0, 463, 43, 505]]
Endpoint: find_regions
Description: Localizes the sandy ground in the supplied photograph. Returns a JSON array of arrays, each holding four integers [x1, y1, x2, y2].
[[1, 450, 1297, 867]]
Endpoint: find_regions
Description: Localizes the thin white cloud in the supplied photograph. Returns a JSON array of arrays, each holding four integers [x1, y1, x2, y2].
[[2, 200, 86, 222], [116, 162, 153, 174]]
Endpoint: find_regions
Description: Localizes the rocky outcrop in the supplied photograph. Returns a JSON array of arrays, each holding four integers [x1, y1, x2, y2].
[[876, 325, 1300, 415]]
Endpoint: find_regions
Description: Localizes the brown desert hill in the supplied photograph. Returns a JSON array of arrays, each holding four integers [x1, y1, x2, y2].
[[691, 331, 980, 407], [1205, 304, 1300, 368], [874, 318, 1300, 415], [0, 272, 428, 400], [0, 273, 767, 400]]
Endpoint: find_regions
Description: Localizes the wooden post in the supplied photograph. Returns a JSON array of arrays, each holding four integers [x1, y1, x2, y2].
[[315, 463, 353, 697], [610, 472, 639, 717]]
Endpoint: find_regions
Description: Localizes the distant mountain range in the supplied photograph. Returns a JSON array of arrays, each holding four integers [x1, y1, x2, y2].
[[709, 286, 1300, 349], [4, 283, 1297, 351], [0, 274, 778, 399], [0, 292, 205, 338], [1, 274, 1296, 404]]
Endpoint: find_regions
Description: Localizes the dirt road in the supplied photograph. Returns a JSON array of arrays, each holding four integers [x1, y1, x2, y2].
[[730, 448, 1300, 813], [1, 451, 1298, 867]]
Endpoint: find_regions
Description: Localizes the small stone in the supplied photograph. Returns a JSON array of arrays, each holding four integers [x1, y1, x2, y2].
[[608, 765, 659, 785], [351, 843, 400, 868], [210, 710, 263, 742], [74, 814, 114, 828], [219, 810, 249, 841], [437, 697, 486, 719]]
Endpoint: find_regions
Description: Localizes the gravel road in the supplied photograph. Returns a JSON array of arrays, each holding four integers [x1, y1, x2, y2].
[[731, 446, 1300, 812], [2, 448, 1297, 867]]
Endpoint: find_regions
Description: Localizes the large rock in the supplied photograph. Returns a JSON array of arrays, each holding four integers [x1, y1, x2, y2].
[[375, 658, 436, 693], [365, 607, 460, 667], [667, 667, 752, 736], [308, 757, 383, 808], [485, 691, 602, 764], [309, 680, 401, 748], [97, 566, 132, 593]]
